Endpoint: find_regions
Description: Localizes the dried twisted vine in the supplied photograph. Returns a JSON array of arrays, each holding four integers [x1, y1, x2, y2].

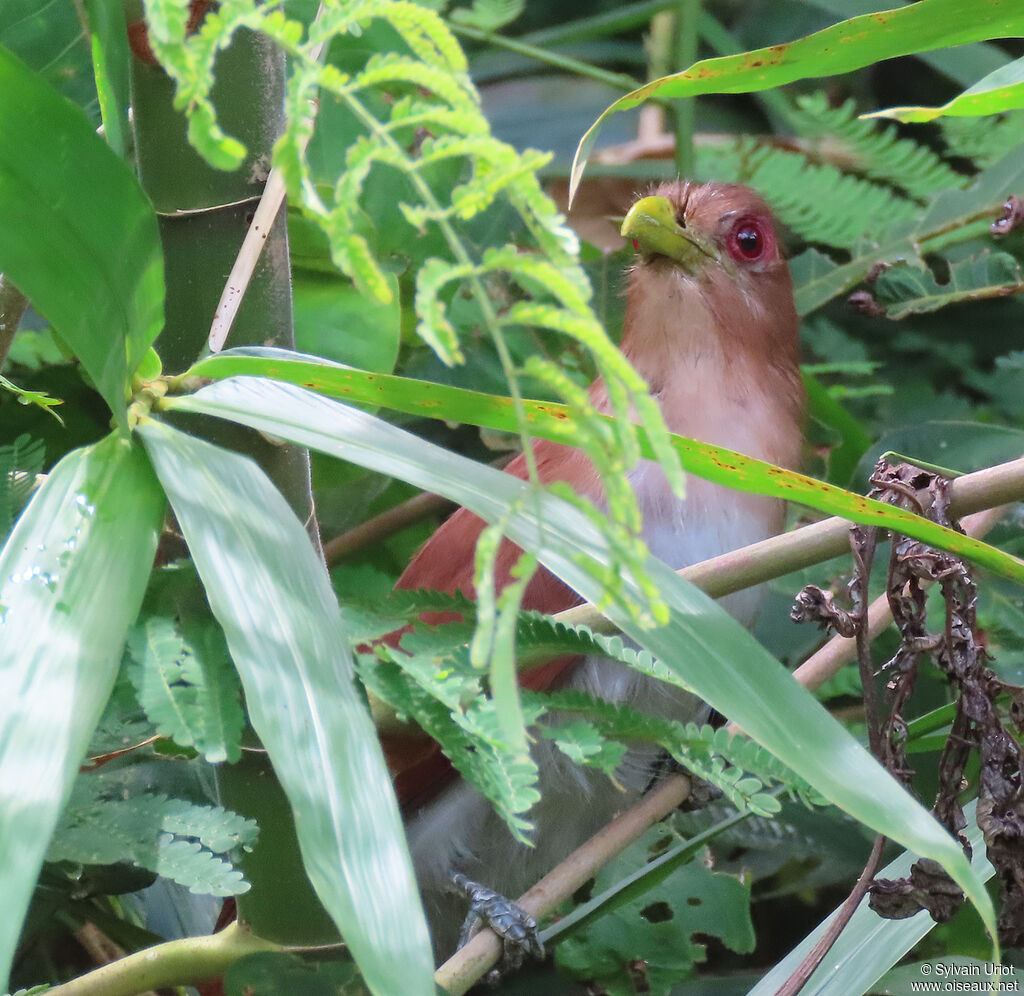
[[786, 458, 1024, 993]]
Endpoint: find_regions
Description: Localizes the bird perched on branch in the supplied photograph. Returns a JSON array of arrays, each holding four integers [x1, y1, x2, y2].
[[390, 180, 804, 961]]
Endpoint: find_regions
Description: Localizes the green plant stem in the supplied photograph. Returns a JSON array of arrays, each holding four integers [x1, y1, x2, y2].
[[673, 0, 700, 176], [0, 274, 28, 372], [518, 0, 679, 48], [339, 89, 542, 488], [450, 22, 641, 93], [44, 922, 282, 996]]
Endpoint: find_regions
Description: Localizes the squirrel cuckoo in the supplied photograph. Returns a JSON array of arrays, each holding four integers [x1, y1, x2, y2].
[[390, 180, 804, 961]]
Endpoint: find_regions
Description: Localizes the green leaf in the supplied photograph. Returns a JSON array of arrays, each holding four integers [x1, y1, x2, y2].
[[126, 614, 245, 764], [163, 377, 997, 943], [867, 54, 1024, 123], [449, 0, 525, 32], [0, 373, 64, 425], [0, 0, 97, 117], [0, 45, 164, 420], [136, 418, 434, 996], [557, 856, 754, 995], [49, 774, 256, 897], [852, 421, 1024, 490], [792, 145, 1024, 315], [570, 0, 1024, 199], [0, 433, 164, 988], [225, 951, 362, 996], [180, 350, 1024, 587], [872, 251, 1024, 319], [293, 271, 400, 374]]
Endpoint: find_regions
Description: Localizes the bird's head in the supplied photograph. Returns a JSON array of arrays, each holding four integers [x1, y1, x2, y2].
[[621, 179, 785, 278], [617, 180, 799, 389]]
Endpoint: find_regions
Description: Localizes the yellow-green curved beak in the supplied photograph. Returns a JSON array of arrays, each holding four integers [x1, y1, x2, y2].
[[620, 195, 719, 270]]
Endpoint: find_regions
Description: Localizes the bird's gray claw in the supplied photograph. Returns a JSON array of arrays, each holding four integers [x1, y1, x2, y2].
[[452, 872, 544, 982]]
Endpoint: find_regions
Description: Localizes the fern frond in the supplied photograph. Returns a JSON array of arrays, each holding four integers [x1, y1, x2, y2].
[[793, 93, 965, 198], [940, 109, 1024, 169], [318, 0, 468, 72], [345, 53, 477, 114], [125, 615, 245, 764], [48, 776, 257, 897], [528, 691, 824, 817], [143, 0, 684, 631], [356, 652, 539, 841]]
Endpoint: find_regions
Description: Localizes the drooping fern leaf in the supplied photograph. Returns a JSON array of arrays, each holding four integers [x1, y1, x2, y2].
[[356, 649, 542, 843], [526, 690, 826, 817], [940, 109, 1024, 170], [48, 770, 257, 898], [792, 92, 965, 199], [357, 598, 824, 832], [141, 0, 683, 632]]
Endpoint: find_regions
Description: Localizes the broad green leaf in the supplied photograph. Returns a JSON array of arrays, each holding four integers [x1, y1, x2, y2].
[[164, 376, 997, 941], [180, 349, 1024, 586], [570, 0, 1024, 200], [749, 801, 993, 996], [0, 45, 164, 420], [136, 418, 434, 996], [853, 421, 1024, 490], [792, 146, 1024, 315], [0, 1, 97, 117], [293, 271, 401, 374], [0, 433, 164, 988], [867, 54, 1024, 123], [872, 252, 1024, 319]]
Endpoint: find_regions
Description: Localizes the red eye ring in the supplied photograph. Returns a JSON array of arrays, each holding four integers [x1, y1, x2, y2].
[[727, 216, 773, 264]]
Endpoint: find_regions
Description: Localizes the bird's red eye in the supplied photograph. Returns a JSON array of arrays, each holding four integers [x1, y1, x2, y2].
[[727, 217, 773, 264]]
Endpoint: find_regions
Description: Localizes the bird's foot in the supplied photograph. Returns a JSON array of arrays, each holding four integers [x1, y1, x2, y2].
[[452, 872, 544, 984]]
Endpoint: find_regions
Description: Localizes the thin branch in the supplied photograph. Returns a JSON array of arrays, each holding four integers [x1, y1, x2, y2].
[[323, 456, 514, 566], [776, 834, 888, 996], [323, 490, 454, 565]]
